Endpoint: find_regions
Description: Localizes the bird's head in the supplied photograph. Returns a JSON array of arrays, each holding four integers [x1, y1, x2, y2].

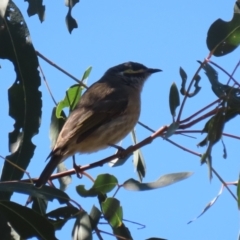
[[105, 62, 161, 89]]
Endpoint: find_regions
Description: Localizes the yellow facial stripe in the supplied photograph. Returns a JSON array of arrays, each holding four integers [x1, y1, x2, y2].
[[124, 69, 145, 74]]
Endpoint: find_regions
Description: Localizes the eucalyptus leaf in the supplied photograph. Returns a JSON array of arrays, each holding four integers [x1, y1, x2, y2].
[[72, 211, 92, 240], [76, 174, 118, 197], [123, 172, 193, 191], [169, 82, 180, 117], [101, 198, 122, 228]]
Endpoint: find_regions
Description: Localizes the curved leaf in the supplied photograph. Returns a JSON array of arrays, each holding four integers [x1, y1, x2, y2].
[[123, 172, 193, 191], [169, 82, 180, 117], [76, 174, 118, 197], [0, 1, 42, 200], [101, 198, 122, 228], [25, 0, 45, 22], [207, 2, 240, 56], [0, 182, 70, 204], [0, 201, 57, 240]]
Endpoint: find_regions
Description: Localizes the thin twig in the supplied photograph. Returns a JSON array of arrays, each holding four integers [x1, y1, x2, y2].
[[95, 227, 104, 240], [0, 155, 33, 184], [211, 168, 237, 202], [179, 99, 219, 124], [227, 60, 240, 85], [38, 63, 58, 106], [36, 51, 88, 89]]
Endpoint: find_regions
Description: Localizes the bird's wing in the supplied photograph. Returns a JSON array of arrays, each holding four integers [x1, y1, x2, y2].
[[56, 89, 128, 147]]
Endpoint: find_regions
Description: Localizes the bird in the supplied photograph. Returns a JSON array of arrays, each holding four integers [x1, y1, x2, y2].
[[35, 62, 161, 187]]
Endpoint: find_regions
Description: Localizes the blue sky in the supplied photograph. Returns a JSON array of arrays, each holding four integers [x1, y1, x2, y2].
[[1, 0, 240, 239]]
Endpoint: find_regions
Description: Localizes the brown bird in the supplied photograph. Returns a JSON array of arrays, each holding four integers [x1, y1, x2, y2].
[[35, 62, 161, 187]]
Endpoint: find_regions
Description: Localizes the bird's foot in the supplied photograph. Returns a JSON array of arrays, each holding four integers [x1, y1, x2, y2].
[[109, 143, 125, 152], [109, 144, 130, 159], [72, 156, 82, 179]]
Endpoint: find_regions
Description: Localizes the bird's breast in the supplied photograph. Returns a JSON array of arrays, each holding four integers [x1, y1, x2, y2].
[[77, 97, 141, 153]]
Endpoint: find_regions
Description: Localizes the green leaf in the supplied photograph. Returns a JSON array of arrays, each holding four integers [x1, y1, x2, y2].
[[56, 81, 87, 118], [0, 201, 57, 240], [76, 174, 118, 197], [123, 172, 193, 191], [72, 211, 92, 240], [169, 82, 180, 117], [207, 3, 240, 56], [56, 84, 83, 118], [81, 66, 92, 81], [101, 198, 123, 228]]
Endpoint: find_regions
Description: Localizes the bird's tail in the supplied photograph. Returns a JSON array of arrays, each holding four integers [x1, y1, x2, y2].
[[35, 153, 62, 188]]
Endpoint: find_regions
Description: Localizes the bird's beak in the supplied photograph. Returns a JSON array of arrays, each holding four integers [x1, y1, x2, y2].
[[146, 68, 162, 74]]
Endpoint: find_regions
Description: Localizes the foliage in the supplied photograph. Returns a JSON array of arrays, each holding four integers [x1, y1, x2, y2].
[[1, 0, 240, 239]]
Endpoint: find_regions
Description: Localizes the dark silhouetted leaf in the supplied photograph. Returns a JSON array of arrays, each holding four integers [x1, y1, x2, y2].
[[169, 82, 180, 117], [25, 0, 45, 22], [199, 61, 240, 116], [31, 196, 47, 215], [179, 67, 201, 97], [66, 8, 78, 33], [180, 67, 187, 96], [0, 1, 42, 201], [0, 182, 70, 204], [0, 201, 57, 239], [113, 223, 133, 240], [207, 3, 240, 56], [46, 206, 79, 230]]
